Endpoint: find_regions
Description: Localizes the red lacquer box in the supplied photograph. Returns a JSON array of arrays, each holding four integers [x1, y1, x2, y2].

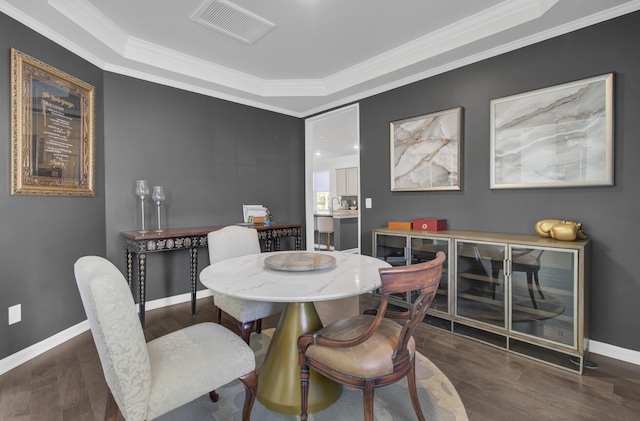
[[412, 218, 447, 231]]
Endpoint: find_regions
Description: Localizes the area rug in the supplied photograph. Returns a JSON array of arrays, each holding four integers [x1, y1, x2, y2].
[[157, 330, 468, 420]]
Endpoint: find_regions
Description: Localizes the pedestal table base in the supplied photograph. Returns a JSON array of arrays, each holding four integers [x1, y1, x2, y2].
[[257, 302, 342, 414]]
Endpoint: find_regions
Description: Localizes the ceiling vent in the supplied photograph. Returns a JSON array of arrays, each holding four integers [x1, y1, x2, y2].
[[191, 0, 275, 45]]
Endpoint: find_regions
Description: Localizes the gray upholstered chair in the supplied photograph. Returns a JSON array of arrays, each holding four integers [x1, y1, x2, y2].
[[74, 256, 258, 421], [207, 225, 285, 344]]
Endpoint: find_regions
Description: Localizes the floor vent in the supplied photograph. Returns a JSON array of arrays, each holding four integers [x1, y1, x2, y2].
[[191, 0, 275, 45]]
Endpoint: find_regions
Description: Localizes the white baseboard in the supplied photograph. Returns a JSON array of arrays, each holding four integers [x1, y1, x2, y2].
[[313, 244, 360, 253], [141, 289, 213, 312], [0, 289, 214, 376], [339, 248, 360, 254], [2, 288, 639, 376], [589, 340, 640, 366], [0, 320, 90, 376]]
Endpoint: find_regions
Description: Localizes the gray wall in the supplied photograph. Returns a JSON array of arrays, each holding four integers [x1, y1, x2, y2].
[[2, 9, 640, 361], [0, 14, 106, 359], [0, 13, 304, 360], [103, 73, 305, 300], [359, 12, 640, 351]]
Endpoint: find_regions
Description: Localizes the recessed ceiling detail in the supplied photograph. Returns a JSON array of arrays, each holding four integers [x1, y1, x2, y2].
[[191, 0, 275, 45], [5, 0, 640, 116]]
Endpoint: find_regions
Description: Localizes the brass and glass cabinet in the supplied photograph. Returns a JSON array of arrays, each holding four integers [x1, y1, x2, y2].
[[373, 228, 589, 373], [455, 240, 507, 329], [374, 233, 450, 323]]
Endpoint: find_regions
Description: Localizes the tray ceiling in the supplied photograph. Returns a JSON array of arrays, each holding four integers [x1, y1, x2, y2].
[[1, 0, 638, 116]]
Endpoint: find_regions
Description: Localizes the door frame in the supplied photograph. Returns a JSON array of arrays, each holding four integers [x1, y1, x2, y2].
[[304, 104, 360, 252]]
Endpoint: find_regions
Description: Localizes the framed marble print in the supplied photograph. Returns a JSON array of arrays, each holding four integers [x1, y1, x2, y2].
[[490, 73, 614, 189], [390, 107, 462, 191]]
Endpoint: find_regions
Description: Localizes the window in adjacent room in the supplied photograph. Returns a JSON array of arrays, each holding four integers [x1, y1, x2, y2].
[[314, 170, 330, 211]]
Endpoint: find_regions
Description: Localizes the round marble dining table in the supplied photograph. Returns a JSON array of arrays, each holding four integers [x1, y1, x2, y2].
[[199, 250, 390, 415]]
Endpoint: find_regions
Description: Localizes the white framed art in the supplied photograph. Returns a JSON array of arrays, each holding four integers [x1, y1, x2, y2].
[[490, 73, 614, 189], [390, 107, 463, 191]]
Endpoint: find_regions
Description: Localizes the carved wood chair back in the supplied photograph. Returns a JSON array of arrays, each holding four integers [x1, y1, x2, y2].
[[297, 251, 446, 421]]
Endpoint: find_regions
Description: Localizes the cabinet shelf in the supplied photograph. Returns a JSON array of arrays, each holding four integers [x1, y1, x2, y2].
[[512, 283, 573, 298], [458, 291, 503, 306], [458, 270, 496, 284], [511, 303, 568, 321], [373, 228, 589, 374]]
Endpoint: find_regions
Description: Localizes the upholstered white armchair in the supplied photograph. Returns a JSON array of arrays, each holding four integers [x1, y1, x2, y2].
[[74, 256, 258, 421], [207, 226, 285, 344]]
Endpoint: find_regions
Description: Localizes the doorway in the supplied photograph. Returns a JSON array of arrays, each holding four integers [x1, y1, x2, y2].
[[304, 104, 360, 252]]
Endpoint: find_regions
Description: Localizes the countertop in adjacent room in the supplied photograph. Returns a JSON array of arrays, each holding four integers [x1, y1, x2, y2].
[[314, 210, 358, 219]]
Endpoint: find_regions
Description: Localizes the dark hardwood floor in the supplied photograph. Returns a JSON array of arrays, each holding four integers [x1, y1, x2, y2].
[[1, 294, 639, 420]]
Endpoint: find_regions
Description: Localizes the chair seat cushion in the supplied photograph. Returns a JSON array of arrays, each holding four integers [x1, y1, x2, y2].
[[146, 322, 255, 419], [305, 315, 415, 380], [215, 294, 285, 322]]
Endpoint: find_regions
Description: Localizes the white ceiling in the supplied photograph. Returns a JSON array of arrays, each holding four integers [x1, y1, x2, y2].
[[2, 0, 639, 118], [311, 105, 359, 161]]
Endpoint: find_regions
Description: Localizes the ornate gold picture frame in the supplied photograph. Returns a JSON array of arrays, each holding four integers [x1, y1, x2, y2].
[[10, 48, 95, 196]]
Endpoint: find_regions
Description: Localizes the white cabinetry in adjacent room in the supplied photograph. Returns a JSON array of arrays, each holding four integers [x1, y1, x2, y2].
[[336, 167, 358, 196]]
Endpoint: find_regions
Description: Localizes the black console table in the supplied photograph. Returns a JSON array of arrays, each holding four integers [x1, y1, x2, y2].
[[121, 223, 303, 326]]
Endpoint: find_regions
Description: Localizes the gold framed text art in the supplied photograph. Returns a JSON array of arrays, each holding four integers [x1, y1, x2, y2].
[[10, 48, 95, 196]]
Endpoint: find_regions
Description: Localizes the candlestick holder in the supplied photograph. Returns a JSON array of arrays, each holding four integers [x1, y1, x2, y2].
[[135, 180, 150, 232], [152, 185, 166, 231]]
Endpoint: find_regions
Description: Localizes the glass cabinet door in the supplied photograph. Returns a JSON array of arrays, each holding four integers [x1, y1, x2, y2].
[[375, 233, 409, 306], [508, 247, 577, 347], [410, 237, 450, 314], [375, 234, 408, 266], [455, 240, 506, 328]]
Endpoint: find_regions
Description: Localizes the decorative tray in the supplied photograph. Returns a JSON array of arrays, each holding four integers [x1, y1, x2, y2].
[[264, 252, 336, 271]]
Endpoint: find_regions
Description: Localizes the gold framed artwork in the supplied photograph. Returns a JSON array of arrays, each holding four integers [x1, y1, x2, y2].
[[390, 107, 463, 191], [10, 48, 95, 196]]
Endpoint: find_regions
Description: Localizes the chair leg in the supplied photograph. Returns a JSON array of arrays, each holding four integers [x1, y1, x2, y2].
[[256, 318, 262, 334], [209, 390, 219, 402], [300, 364, 310, 421], [407, 359, 425, 421], [216, 307, 223, 324], [533, 270, 545, 299], [363, 381, 375, 421], [526, 272, 538, 309], [237, 370, 258, 421], [491, 269, 500, 300], [239, 320, 255, 345], [104, 388, 119, 421]]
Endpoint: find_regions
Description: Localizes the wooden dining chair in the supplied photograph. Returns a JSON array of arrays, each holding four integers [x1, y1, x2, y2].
[[297, 251, 446, 421], [74, 256, 258, 421], [208, 226, 285, 344]]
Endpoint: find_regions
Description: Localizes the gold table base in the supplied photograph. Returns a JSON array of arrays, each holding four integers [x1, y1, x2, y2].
[[257, 302, 342, 415]]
